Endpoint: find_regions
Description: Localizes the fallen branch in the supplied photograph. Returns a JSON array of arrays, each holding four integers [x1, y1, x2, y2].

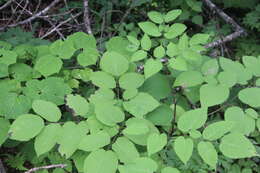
[[24, 164, 67, 173], [0, 0, 14, 11], [83, 0, 92, 34], [202, 0, 247, 48], [0, 159, 6, 173], [0, 0, 61, 31]]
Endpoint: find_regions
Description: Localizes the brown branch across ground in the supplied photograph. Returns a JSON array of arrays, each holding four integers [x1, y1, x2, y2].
[[24, 164, 67, 173]]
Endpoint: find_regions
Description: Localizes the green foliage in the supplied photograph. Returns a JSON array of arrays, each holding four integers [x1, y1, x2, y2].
[[0, 9, 259, 173]]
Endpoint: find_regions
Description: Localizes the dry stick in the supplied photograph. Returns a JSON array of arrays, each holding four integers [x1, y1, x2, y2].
[[24, 164, 67, 173], [0, 0, 14, 11], [202, 0, 247, 48], [0, 159, 6, 173], [41, 17, 65, 39], [40, 12, 82, 39], [83, 0, 92, 34], [0, 0, 60, 31]]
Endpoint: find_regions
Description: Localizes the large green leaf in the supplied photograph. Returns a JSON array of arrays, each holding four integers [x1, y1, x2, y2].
[[189, 34, 209, 45], [177, 107, 207, 132], [100, 51, 129, 76], [201, 59, 219, 76], [217, 71, 237, 88], [153, 45, 165, 59], [58, 122, 87, 158], [224, 106, 255, 135], [131, 50, 147, 62], [146, 104, 173, 126], [197, 141, 218, 169], [140, 34, 152, 51], [78, 131, 110, 151], [164, 23, 187, 39], [34, 55, 62, 77], [202, 121, 233, 141], [0, 118, 10, 146], [168, 57, 188, 71], [0, 49, 17, 65], [242, 56, 260, 77], [144, 59, 163, 79], [84, 149, 118, 173], [147, 11, 164, 24], [147, 133, 167, 156], [32, 99, 61, 122], [123, 120, 150, 135], [164, 9, 182, 23], [34, 123, 61, 156], [123, 93, 160, 118], [50, 39, 75, 59], [90, 71, 116, 89], [138, 22, 161, 37], [9, 114, 44, 141], [200, 84, 229, 107], [67, 32, 96, 50], [77, 49, 99, 67], [65, 94, 89, 117], [95, 103, 125, 126], [119, 72, 144, 89], [219, 133, 257, 159], [186, 0, 202, 12], [173, 136, 193, 164], [118, 157, 158, 173], [112, 137, 140, 164], [238, 88, 260, 107], [174, 71, 203, 87], [161, 167, 180, 173], [9, 63, 33, 81]]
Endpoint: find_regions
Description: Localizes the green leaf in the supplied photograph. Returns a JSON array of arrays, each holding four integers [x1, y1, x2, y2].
[[90, 71, 116, 89], [100, 51, 129, 76], [178, 34, 189, 50], [202, 121, 233, 141], [201, 59, 219, 76], [146, 104, 173, 126], [141, 34, 152, 51], [34, 55, 62, 77], [127, 35, 140, 47], [189, 129, 201, 139], [119, 72, 144, 89], [147, 11, 164, 24], [245, 108, 258, 119], [50, 39, 75, 59], [242, 56, 260, 76], [186, 0, 202, 12], [95, 103, 125, 126], [238, 88, 260, 107], [257, 118, 260, 131], [65, 94, 89, 117], [200, 84, 229, 107], [58, 122, 86, 158], [138, 22, 161, 37], [177, 107, 207, 132], [9, 63, 33, 81], [34, 123, 61, 156], [77, 49, 99, 67], [217, 71, 237, 88], [78, 131, 110, 151], [140, 73, 171, 100], [0, 63, 8, 78], [123, 93, 160, 118], [174, 71, 203, 87], [130, 50, 147, 62], [164, 9, 182, 23], [166, 42, 180, 57], [190, 34, 210, 45], [84, 149, 118, 173], [168, 57, 188, 71], [9, 114, 44, 141], [153, 45, 165, 59], [144, 59, 163, 79], [161, 167, 180, 173], [118, 157, 157, 173], [71, 151, 88, 173], [32, 99, 61, 122], [147, 133, 167, 156], [173, 136, 193, 164], [0, 49, 17, 65], [67, 32, 96, 50], [182, 49, 201, 61], [164, 23, 187, 39], [224, 106, 255, 135], [197, 141, 218, 169], [0, 118, 10, 146], [123, 89, 138, 100], [219, 133, 257, 159], [112, 137, 140, 164]]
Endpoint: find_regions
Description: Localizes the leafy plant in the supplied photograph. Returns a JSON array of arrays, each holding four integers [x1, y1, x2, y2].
[[0, 9, 259, 173]]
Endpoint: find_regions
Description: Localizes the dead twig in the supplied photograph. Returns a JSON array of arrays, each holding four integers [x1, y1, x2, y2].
[[0, 0, 61, 31], [0, 0, 14, 11], [24, 164, 67, 173], [203, 0, 247, 48], [83, 0, 92, 34]]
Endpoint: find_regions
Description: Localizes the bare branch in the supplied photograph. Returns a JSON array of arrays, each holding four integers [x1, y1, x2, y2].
[[83, 0, 92, 34], [24, 164, 67, 173], [0, 159, 6, 173], [202, 0, 247, 48], [0, 0, 61, 31], [0, 0, 14, 11]]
